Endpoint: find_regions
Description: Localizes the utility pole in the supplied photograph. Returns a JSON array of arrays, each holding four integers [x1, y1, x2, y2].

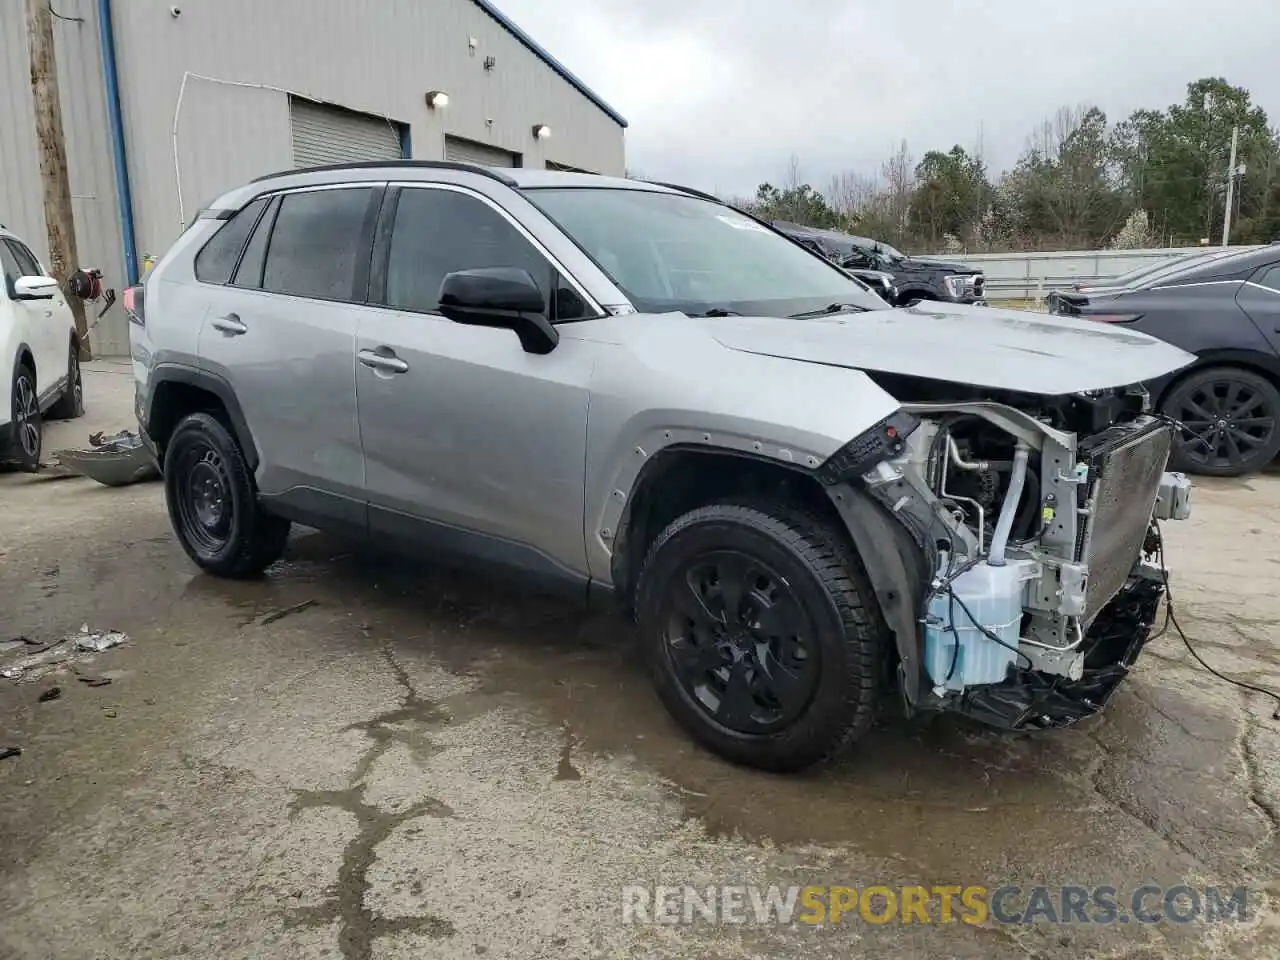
[[27, 0, 89, 356], [1221, 125, 1240, 247]]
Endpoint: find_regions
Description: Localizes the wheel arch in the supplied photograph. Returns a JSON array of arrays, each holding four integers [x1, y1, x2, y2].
[[610, 445, 845, 612], [145, 363, 258, 470], [1153, 349, 1280, 409], [12, 341, 36, 382]]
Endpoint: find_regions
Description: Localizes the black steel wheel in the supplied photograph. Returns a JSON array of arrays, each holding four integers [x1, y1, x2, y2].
[[47, 341, 84, 420], [7, 364, 41, 472], [1162, 366, 1280, 477], [636, 501, 885, 772], [163, 412, 291, 577]]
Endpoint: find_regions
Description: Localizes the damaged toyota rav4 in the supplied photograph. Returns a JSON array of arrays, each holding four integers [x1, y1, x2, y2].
[[131, 164, 1196, 772]]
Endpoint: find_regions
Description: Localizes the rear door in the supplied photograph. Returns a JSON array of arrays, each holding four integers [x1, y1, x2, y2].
[[1237, 261, 1280, 354], [193, 185, 381, 530], [3, 238, 70, 402], [354, 182, 597, 588]]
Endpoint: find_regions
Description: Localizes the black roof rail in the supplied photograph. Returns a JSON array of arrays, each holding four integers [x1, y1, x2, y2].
[[250, 159, 518, 187], [647, 180, 726, 205]]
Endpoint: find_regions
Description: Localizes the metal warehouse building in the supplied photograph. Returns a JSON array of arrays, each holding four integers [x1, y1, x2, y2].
[[0, 0, 627, 356]]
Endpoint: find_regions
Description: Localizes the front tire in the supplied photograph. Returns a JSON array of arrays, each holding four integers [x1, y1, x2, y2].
[[1161, 366, 1280, 476], [163, 412, 291, 578], [47, 341, 84, 420], [635, 501, 885, 772]]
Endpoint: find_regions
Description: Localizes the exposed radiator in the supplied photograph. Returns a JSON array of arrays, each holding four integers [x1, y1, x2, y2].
[[1075, 417, 1173, 624]]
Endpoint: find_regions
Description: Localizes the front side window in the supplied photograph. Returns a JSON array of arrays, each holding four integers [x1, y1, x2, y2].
[[262, 188, 374, 301], [7, 241, 43, 278], [0, 242, 21, 299], [526, 188, 884, 317], [194, 197, 269, 284], [381, 187, 591, 321]]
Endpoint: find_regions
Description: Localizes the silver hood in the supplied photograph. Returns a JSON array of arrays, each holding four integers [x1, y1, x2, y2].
[[705, 302, 1195, 395]]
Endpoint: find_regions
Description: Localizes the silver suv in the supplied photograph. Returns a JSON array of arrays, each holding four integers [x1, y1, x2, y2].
[[130, 162, 1195, 771]]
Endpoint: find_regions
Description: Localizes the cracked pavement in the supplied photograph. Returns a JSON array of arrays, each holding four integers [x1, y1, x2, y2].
[[1, 363, 1277, 958]]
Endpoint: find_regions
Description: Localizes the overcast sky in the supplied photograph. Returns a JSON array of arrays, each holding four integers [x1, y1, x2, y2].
[[498, 0, 1280, 197]]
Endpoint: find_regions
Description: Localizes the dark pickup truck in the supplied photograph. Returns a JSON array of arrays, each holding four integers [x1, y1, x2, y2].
[[774, 222, 986, 306]]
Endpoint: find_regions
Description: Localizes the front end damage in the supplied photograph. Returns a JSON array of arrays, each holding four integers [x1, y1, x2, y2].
[[823, 383, 1192, 730]]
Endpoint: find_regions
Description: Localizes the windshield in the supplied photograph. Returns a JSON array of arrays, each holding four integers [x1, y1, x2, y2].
[[526, 188, 886, 316]]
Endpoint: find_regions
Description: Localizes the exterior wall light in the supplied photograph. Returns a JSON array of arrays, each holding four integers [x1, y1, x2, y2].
[[532, 124, 551, 140], [425, 91, 450, 109]]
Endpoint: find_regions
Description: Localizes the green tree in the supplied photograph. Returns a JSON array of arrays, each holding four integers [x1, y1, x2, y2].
[[752, 181, 840, 228], [908, 146, 989, 247], [1115, 78, 1273, 243]]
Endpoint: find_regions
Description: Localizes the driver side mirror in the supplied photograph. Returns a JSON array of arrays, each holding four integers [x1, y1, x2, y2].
[[13, 275, 59, 301], [438, 267, 559, 355]]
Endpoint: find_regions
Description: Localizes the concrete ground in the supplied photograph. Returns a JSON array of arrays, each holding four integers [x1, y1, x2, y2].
[[1, 362, 1277, 959]]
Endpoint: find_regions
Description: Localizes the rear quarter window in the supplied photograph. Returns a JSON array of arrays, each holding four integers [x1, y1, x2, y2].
[[194, 197, 269, 284]]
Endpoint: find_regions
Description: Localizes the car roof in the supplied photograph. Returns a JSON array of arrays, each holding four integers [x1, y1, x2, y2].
[[207, 161, 684, 214], [248, 161, 670, 193], [1145, 244, 1278, 286]]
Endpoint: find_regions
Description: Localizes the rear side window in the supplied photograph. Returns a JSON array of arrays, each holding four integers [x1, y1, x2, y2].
[[1253, 264, 1280, 293], [194, 197, 269, 284], [231, 197, 279, 289], [262, 188, 374, 301]]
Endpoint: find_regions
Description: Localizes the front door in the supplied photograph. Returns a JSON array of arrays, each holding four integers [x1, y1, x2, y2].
[[2, 238, 71, 403], [355, 184, 598, 588]]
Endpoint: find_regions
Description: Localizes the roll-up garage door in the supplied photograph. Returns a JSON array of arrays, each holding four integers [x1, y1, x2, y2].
[[290, 98, 403, 168], [444, 135, 521, 168]]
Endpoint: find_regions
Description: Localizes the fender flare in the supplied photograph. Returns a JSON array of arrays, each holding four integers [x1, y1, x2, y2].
[[146, 362, 259, 470], [825, 484, 931, 706]]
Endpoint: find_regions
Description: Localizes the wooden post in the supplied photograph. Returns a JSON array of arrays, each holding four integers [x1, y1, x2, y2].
[[26, 0, 90, 358]]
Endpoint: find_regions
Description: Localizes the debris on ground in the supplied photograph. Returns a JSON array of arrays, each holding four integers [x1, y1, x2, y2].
[[77, 676, 112, 688], [38, 686, 62, 702], [74, 625, 128, 652], [0, 746, 20, 761], [259, 599, 318, 625], [49, 429, 159, 487], [1, 625, 130, 683]]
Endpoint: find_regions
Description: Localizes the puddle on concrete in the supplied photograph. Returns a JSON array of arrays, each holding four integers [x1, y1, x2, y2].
[[159, 529, 1263, 880]]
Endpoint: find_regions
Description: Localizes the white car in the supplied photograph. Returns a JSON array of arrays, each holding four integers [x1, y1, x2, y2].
[[1, 226, 83, 469]]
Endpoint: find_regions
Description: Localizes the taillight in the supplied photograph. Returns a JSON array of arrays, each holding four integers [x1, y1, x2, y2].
[[123, 285, 145, 326], [1086, 313, 1142, 324]]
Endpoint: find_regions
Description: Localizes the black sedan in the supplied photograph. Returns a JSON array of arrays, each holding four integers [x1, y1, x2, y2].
[[1048, 244, 1280, 476]]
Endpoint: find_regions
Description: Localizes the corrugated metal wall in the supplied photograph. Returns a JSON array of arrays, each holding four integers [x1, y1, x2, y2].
[[0, 0, 129, 356], [109, 0, 627, 276], [930, 246, 1267, 299], [290, 98, 405, 167]]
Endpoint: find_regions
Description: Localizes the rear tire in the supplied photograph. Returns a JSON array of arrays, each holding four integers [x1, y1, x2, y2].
[[6, 363, 42, 472], [1161, 366, 1280, 476], [635, 501, 885, 772], [163, 412, 291, 578], [47, 341, 84, 420]]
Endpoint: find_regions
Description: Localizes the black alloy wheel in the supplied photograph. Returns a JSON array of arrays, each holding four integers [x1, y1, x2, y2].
[[661, 550, 821, 735], [636, 501, 885, 772], [9, 364, 41, 471], [1164, 367, 1280, 476]]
